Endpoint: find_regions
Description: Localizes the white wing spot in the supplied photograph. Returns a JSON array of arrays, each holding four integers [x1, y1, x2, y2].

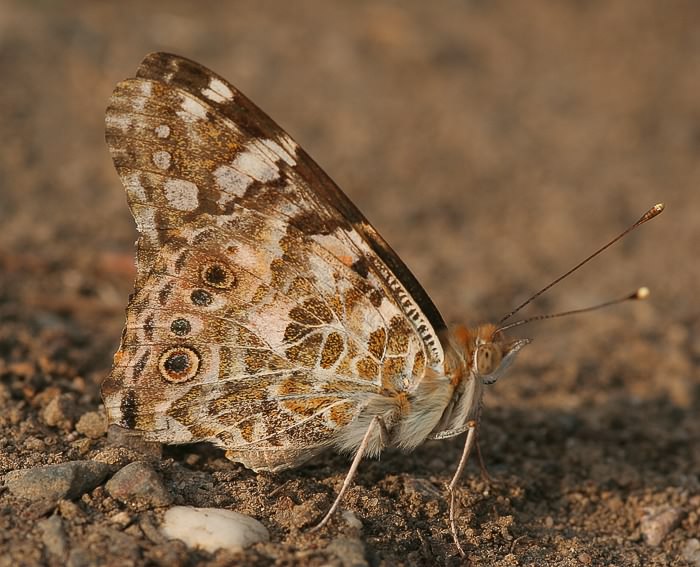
[[155, 124, 171, 139], [140, 82, 153, 97], [153, 151, 172, 170], [124, 172, 147, 202], [135, 205, 156, 231], [133, 82, 153, 112], [235, 149, 279, 181], [164, 179, 199, 211], [106, 113, 132, 131], [177, 95, 208, 122], [261, 138, 296, 166], [279, 134, 299, 158], [202, 77, 234, 103], [214, 165, 252, 199], [214, 141, 280, 202], [109, 147, 128, 160]]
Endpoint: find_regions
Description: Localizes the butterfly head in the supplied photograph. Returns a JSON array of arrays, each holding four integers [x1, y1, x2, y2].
[[424, 324, 530, 441], [450, 324, 531, 385]]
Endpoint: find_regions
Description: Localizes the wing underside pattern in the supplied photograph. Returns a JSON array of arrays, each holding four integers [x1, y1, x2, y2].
[[102, 53, 447, 468]]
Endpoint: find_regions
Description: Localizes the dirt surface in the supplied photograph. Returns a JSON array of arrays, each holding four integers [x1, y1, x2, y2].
[[1, 1, 698, 565]]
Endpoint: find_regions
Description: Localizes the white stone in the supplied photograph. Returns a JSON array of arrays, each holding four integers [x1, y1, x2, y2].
[[641, 506, 682, 546], [164, 179, 199, 211], [160, 506, 269, 553], [341, 509, 363, 530]]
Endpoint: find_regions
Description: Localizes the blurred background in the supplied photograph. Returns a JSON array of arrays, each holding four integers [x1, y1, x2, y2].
[[0, 1, 698, 565]]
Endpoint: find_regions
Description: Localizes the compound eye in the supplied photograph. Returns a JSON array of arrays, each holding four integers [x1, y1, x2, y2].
[[476, 344, 502, 376]]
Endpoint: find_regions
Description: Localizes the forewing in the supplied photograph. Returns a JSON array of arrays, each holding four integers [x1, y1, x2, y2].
[[106, 52, 446, 360]]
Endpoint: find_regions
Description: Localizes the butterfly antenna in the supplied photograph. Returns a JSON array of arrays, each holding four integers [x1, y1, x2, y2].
[[497, 203, 664, 326], [497, 286, 649, 333]]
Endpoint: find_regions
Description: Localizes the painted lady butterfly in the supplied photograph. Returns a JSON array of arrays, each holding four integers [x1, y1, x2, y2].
[[102, 53, 662, 555]]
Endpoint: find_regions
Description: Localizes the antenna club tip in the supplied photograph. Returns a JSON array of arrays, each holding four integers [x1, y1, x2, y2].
[[635, 286, 650, 300], [639, 203, 665, 223]]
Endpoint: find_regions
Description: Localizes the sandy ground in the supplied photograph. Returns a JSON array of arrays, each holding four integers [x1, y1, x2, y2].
[[0, 1, 698, 565]]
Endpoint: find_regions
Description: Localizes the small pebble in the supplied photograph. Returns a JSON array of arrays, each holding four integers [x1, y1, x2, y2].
[[42, 394, 78, 430], [75, 411, 108, 439], [640, 506, 683, 546], [72, 438, 93, 456], [24, 436, 46, 451], [7, 361, 35, 377], [403, 478, 441, 500], [4, 461, 111, 502], [67, 548, 91, 567], [326, 537, 368, 567], [106, 461, 172, 508], [682, 539, 700, 567], [26, 499, 59, 520], [38, 515, 67, 558], [341, 509, 363, 530], [144, 542, 188, 566], [109, 511, 133, 527], [140, 515, 168, 545], [160, 506, 269, 553], [57, 499, 84, 521]]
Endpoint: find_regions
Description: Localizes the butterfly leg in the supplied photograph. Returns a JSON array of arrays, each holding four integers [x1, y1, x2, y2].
[[310, 415, 384, 532], [447, 419, 478, 557], [473, 403, 492, 483], [475, 429, 492, 483]]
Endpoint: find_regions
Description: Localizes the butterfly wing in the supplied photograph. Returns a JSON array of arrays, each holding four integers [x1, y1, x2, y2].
[[102, 53, 447, 470]]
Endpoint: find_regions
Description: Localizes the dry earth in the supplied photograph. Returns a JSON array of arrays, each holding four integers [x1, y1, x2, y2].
[[0, 1, 698, 566]]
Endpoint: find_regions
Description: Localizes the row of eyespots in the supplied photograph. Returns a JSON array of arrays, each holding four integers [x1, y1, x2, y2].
[[157, 262, 234, 382], [158, 317, 198, 382]]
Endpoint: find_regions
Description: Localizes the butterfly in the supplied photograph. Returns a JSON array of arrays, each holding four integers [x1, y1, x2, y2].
[[102, 52, 662, 556]]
